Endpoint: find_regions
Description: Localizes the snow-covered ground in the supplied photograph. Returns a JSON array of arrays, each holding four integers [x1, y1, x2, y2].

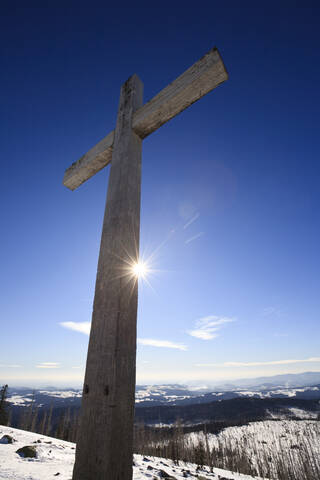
[[38, 391, 82, 399], [266, 407, 318, 419], [237, 386, 320, 398], [8, 396, 34, 406], [0, 425, 258, 480], [6, 391, 82, 407]]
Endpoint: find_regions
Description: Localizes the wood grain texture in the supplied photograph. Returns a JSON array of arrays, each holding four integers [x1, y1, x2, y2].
[[63, 130, 114, 190], [72, 75, 143, 480], [132, 47, 228, 138], [63, 47, 228, 191]]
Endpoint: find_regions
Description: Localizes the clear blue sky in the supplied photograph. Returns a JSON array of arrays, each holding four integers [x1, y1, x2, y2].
[[1, 2, 320, 387]]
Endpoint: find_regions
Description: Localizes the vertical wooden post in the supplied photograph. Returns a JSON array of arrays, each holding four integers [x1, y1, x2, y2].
[[72, 74, 143, 480]]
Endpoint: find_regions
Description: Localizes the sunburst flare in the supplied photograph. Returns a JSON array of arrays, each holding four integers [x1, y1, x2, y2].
[[131, 261, 148, 279]]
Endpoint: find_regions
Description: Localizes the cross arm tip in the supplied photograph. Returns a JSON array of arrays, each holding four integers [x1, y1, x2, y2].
[[62, 130, 115, 191], [212, 46, 229, 80]]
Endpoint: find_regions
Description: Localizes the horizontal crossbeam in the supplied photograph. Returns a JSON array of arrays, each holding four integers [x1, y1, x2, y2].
[[63, 47, 228, 191]]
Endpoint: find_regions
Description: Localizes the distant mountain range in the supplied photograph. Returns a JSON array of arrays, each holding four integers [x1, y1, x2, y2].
[[4, 372, 320, 434], [5, 371, 320, 410], [210, 371, 320, 391]]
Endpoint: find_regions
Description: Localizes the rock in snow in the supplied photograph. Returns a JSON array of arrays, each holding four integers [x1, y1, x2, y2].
[[0, 434, 15, 444], [16, 445, 38, 459], [0, 425, 258, 480]]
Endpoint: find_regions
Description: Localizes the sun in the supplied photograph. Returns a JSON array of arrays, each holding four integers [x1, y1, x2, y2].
[[132, 261, 148, 278]]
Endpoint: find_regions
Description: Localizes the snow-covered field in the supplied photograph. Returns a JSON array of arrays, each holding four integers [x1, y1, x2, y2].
[[237, 386, 320, 398], [0, 425, 258, 480], [267, 407, 318, 419], [7, 396, 34, 406], [38, 391, 82, 399]]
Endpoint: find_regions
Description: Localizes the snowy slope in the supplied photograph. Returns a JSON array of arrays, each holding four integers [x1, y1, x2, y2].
[[186, 420, 320, 479], [0, 426, 257, 480]]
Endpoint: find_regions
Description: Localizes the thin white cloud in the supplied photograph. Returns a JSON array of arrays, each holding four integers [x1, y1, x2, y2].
[[60, 321, 187, 351], [196, 357, 320, 367], [187, 315, 235, 340], [138, 338, 187, 351], [0, 364, 21, 368], [60, 321, 91, 335], [185, 232, 204, 245], [188, 330, 219, 340], [183, 213, 200, 229], [178, 202, 197, 221], [36, 362, 60, 369], [262, 307, 285, 318]]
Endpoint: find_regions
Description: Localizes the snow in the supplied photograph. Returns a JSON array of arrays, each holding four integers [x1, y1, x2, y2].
[[287, 407, 318, 419], [0, 426, 257, 480], [135, 385, 198, 404], [237, 386, 320, 398], [38, 390, 82, 399], [0, 427, 75, 480], [7, 396, 33, 406], [266, 407, 318, 420]]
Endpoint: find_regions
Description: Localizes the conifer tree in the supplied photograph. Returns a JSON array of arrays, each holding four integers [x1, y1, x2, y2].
[[0, 384, 9, 426]]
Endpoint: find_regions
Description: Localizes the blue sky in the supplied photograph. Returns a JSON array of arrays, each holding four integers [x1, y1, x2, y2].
[[1, 2, 320, 387]]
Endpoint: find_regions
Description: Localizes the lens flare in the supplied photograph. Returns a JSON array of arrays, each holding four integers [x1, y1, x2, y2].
[[132, 262, 148, 278]]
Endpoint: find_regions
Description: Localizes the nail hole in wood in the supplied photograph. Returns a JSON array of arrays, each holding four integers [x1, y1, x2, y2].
[[84, 384, 89, 394], [104, 385, 109, 396]]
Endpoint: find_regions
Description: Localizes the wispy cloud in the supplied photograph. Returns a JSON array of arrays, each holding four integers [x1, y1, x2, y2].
[[178, 202, 197, 221], [0, 364, 21, 368], [60, 321, 187, 351], [60, 322, 91, 335], [262, 307, 285, 318], [185, 232, 204, 245], [183, 213, 200, 229], [138, 338, 187, 351], [36, 362, 60, 369], [187, 315, 235, 340], [196, 357, 320, 367]]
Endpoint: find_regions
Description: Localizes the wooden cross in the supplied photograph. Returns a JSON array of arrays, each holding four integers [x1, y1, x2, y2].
[[63, 47, 228, 480]]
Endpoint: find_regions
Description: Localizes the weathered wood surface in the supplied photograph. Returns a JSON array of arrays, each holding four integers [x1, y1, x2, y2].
[[72, 75, 143, 480], [132, 47, 227, 138], [63, 130, 114, 191], [63, 47, 228, 190]]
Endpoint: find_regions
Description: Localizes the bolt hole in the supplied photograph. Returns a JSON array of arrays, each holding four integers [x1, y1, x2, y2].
[[104, 385, 109, 396], [84, 384, 89, 394]]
